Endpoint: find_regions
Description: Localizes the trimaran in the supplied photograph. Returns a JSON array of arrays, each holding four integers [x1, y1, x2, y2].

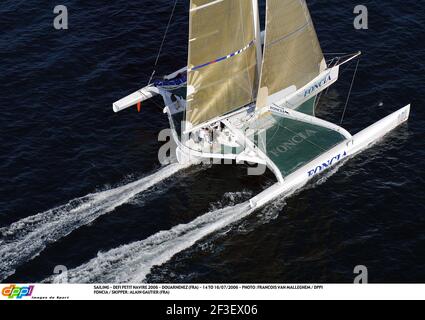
[[113, 0, 410, 211]]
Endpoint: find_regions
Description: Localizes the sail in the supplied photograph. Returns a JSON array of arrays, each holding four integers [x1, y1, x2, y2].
[[186, 0, 258, 128], [259, 0, 326, 103]]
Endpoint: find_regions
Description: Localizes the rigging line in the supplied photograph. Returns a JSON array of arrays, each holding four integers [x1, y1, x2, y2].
[[340, 58, 360, 125], [138, 88, 165, 111], [323, 59, 341, 96], [148, 0, 179, 85], [323, 52, 350, 55], [338, 60, 357, 78], [315, 91, 323, 109]]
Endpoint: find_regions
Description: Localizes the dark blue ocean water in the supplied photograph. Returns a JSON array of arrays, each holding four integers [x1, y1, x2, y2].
[[0, 0, 424, 283]]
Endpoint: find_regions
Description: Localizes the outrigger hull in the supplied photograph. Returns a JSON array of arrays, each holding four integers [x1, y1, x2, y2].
[[249, 104, 411, 209]]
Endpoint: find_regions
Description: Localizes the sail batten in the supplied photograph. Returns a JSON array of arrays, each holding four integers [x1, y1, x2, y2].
[[259, 0, 325, 104], [186, 0, 258, 128], [190, 0, 225, 12]]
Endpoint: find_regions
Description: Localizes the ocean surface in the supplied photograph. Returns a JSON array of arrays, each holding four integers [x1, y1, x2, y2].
[[0, 0, 424, 283]]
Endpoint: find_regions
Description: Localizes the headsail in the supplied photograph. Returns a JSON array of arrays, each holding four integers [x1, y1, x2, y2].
[[259, 0, 326, 105], [186, 0, 259, 129]]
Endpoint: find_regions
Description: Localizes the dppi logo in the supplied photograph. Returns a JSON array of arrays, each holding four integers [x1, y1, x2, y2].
[[308, 151, 348, 177], [304, 73, 332, 97], [2, 285, 34, 299]]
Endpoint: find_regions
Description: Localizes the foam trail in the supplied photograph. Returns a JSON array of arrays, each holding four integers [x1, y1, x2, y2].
[[0, 163, 189, 281], [45, 201, 254, 283], [45, 160, 346, 284]]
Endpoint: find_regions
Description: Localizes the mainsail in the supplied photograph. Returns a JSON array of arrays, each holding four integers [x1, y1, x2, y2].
[[259, 0, 326, 104], [186, 0, 259, 128]]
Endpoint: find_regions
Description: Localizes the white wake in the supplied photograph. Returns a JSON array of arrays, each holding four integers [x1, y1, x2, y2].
[[45, 160, 347, 284], [0, 163, 189, 281], [45, 200, 255, 283]]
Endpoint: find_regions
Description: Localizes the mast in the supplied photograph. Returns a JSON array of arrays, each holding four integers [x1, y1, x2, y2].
[[252, 0, 263, 82]]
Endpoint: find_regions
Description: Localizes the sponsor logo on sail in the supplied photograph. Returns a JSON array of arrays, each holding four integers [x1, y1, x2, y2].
[[308, 151, 348, 177], [2, 285, 34, 299]]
